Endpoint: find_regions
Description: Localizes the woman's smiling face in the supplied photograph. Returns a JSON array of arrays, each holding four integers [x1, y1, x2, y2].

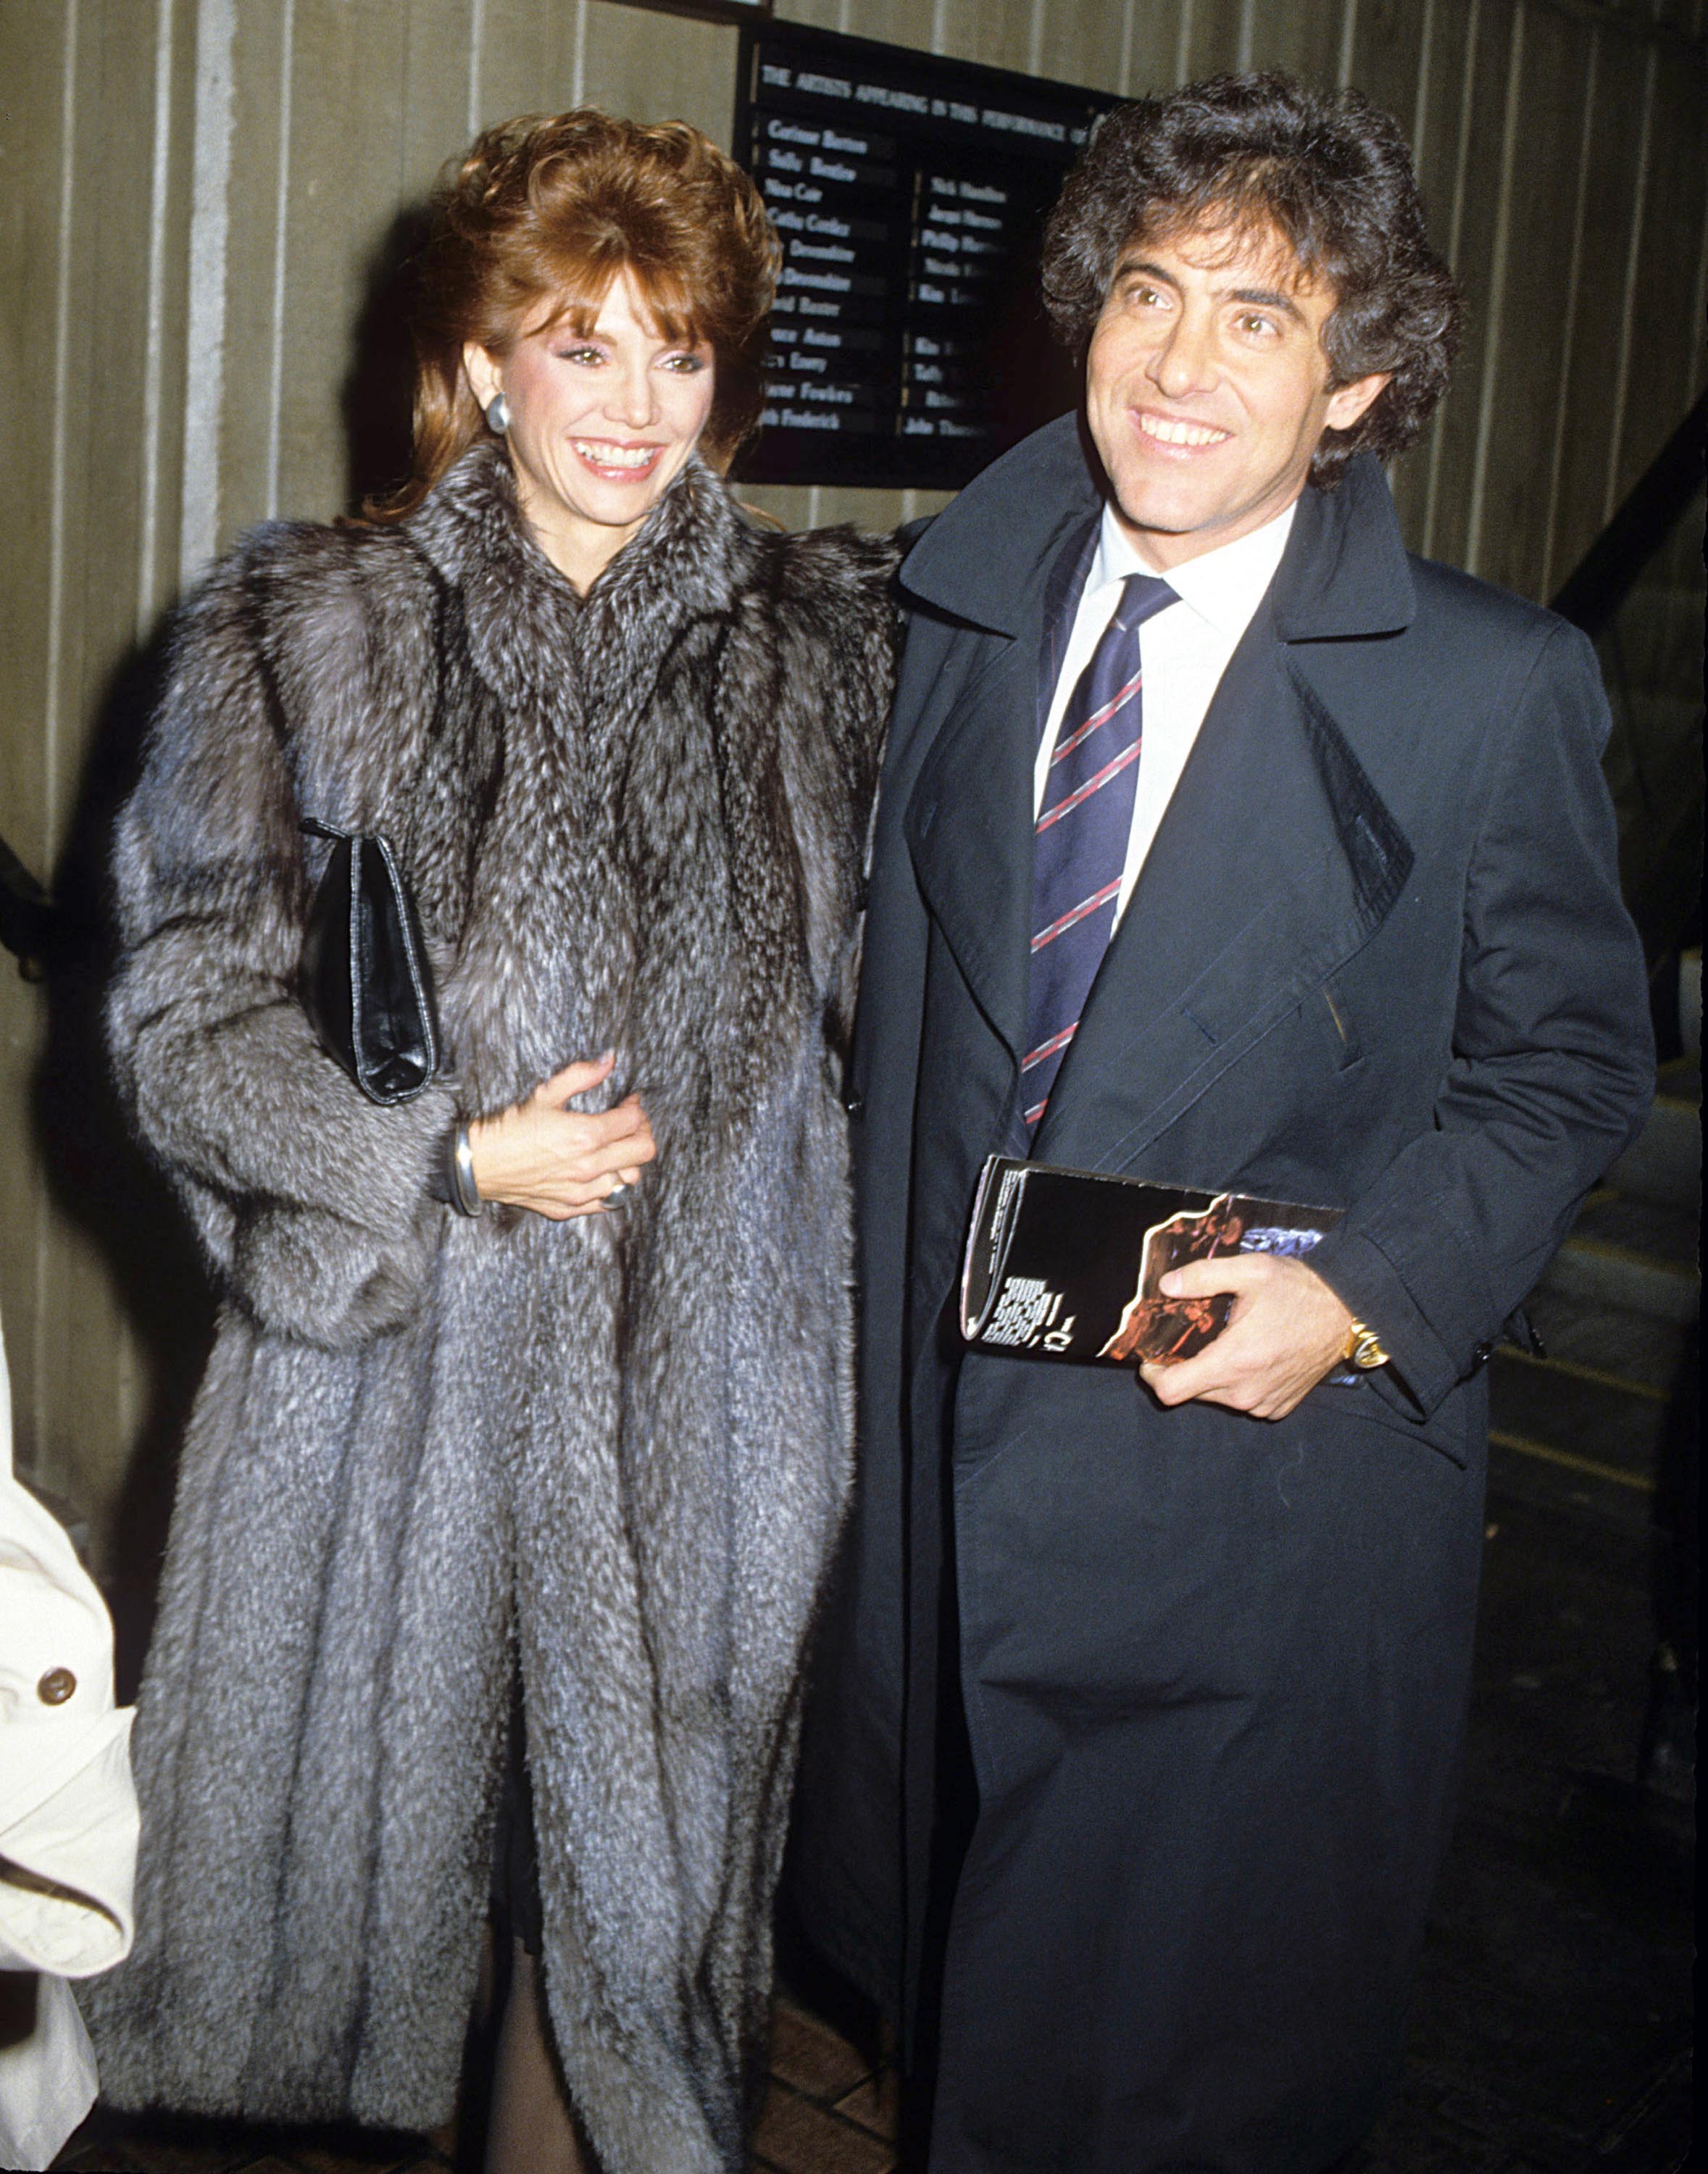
[[464, 268, 715, 591]]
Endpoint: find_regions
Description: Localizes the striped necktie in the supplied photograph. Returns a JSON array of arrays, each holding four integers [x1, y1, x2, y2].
[[1022, 572, 1177, 1133]]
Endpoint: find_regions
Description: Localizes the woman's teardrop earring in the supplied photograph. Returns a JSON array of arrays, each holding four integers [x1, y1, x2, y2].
[[486, 391, 512, 435]]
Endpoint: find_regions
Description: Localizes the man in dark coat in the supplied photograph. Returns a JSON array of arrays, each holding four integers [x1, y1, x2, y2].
[[791, 73, 1654, 2173]]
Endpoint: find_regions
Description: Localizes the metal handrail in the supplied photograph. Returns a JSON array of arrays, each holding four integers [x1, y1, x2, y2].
[[1551, 391, 1707, 637]]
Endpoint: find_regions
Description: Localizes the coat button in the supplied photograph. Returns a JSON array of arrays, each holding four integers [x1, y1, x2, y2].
[[1472, 1341, 1495, 1367], [843, 1091, 865, 1120], [38, 1667, 78, 1704]]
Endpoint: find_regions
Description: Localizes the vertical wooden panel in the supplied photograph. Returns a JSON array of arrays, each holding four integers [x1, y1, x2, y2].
[[0, 1, 72, 883], [1463, 4, 1594, 593], [0, 0, 61, 1483], [1546, 28, 1650, 587], [785, 0, 925, 46], [1404, 0, 1472, 552], [475, 0, 586, 130], [736, 482, 820, 528], [220, 0, 293, 530], [1122, 0, 1191, 92], [1609, 48, 1708, 501], [1532, 34, 1597, 604], [1418, 0, 1514, 567], [0, 0, 202, 1528], [933, 1, 1038, 70], [10, 0, 153, 1530], [77, 0, 168, 653], [403, 0, 479, 193], [27, 0, 107, 1518], [1184, 0, 1247, 75], [1246, 0, 1348, 82], [775, 0, 847, 31], [138, 0, 199, 630], [268, 1, 412, 533], [582, 1, 736, 145], [59, 0, 195, 1507], [1407, 0, 1472, 265], [178, 0, 237, 580], [807, 485, 912, 525], [1348, 0, 1427, 120], [1032, 0, 1133, 91], [43, 2, 102, 857], [1346, 0, 1433, 541]]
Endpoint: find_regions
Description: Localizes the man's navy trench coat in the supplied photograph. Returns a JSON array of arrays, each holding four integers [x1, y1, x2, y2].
[[789, 415, 1653, 2173]]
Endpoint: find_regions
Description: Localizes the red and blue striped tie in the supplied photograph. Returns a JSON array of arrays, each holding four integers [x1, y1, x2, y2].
[[1022, 572, 1177, 1133]]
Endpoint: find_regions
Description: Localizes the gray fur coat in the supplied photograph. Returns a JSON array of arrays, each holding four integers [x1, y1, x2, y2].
[[82, 443, 896, 2172]]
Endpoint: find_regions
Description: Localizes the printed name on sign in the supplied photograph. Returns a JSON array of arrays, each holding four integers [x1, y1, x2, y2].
[[734, 20, 1115, 490]]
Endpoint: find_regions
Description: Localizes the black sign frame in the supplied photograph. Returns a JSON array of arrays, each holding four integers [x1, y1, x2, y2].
[[730, 21, 1119, 493], [620, 0, 772, 24]]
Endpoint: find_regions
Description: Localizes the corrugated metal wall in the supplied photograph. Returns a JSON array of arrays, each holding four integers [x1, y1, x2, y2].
[[1, 0, 1704, 1560]]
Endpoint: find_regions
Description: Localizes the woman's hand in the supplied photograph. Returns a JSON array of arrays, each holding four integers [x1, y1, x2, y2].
[[467, 1054, 656, 1219]]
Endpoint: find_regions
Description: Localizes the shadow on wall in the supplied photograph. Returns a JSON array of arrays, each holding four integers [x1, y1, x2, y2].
[[32, 627, 215, 1703], [341, 202, 436, 517], [34, 208, 436, 1696]]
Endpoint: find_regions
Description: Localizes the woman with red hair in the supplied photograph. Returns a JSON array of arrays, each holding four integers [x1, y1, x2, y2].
[[83, 113, 895, 2174]]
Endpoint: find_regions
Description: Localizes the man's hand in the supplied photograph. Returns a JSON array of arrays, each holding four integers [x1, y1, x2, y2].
[[467, 1053, 656, 1220], [1138, 1254, 1354, 1420]]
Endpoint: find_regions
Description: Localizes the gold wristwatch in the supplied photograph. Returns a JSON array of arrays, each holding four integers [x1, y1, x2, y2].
[[1341, 1317, 1389, 1370]]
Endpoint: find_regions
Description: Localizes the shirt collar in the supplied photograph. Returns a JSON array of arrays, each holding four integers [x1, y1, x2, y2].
[[1090, 496, 1298, 639]]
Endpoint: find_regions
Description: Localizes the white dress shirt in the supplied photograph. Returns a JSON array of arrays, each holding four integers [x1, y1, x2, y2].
[[1034, 498, 1296, 923]]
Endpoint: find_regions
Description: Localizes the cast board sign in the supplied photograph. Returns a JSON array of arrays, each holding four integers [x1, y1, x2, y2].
[[732, 22, 1117, 491]]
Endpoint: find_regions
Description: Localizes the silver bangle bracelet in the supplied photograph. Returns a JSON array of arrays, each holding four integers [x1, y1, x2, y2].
[[450, 1121, 483, 1217]]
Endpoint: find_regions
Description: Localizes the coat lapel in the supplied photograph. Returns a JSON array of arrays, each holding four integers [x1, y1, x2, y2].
[[1034, 615, 1412, 1170], [1033, 456, 1417, 1172], [901, 507, 1095, 1065], [891, 425, 1419, 1177]]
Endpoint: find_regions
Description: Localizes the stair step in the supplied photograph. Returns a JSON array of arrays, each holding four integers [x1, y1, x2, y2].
[[1604, 1096, 1701, 1209], [1570, 1190, 1699, 1267], [1521, 1288, 1692, 1395], [1488, 1351, 1667, 1481], [1605, 581, 1708, 690], [1616, 690, 1704, 751], [1542, 1238, 1699, 1325], [1486, 1435, 1654, 1539], [1489, 1019, 1699, 1535]]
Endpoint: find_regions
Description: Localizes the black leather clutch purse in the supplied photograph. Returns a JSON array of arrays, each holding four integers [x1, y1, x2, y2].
[[299, 817, 441, 1105]]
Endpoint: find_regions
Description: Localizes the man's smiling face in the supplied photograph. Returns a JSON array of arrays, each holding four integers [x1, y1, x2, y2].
[[1084, 216, 1389, 570]]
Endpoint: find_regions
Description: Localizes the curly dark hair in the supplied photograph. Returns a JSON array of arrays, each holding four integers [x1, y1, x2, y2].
[[1041, 72, 1462, 485]]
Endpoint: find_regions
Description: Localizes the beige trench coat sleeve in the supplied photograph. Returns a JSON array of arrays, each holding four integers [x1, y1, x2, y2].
[[1, 1316, 139, 2171]]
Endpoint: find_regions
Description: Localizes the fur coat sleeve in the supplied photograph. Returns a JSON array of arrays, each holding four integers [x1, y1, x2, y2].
[[107, 531, 460, 1351], [751, 524, 899, 1043]]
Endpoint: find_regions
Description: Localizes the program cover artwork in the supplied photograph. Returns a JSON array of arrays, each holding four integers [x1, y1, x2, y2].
[[960, 1159, 1340, 1367], [1099, 1193, 1249, 1364]]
